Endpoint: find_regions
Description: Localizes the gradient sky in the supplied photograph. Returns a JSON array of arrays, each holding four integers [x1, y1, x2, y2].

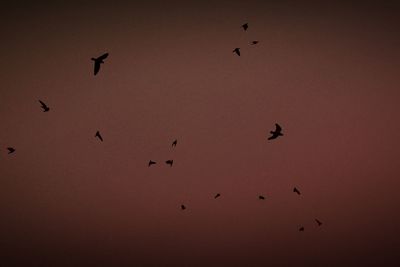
[[1, 1, 400, 266]]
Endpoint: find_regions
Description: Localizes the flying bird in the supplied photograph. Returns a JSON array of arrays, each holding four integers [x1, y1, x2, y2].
[[172, 139, 177, 147], [181, 205, 186, 210], [38, 100, 50, 112], [315, 219, 323, 226], [95, 131, 103, 142], [259, 195, 265, 200], [7, 147, 15, 154], [166, 160, 173, 167], [293, 187, 301, 195], [233, 48, 241, 56], [268, 123, 283, 140], [148, 160, 156, 167], [214, 193, 221, 199], [251, 41, 259, 45], [91, 53, 109, 75], [242, 23, 248, 31]]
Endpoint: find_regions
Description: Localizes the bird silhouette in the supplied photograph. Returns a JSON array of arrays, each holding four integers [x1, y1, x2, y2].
[[148, 160, 156, 167], [214, 193, 221, 199], [95, 131, 103, 142], [259, 195, 265, 200], [172, 139, 177, 147], [181, 205, 186, 210], [166, 160, 173, 167], [251, 41, 259, 45], [233, 48, 241, 56], [242, 23, 248, 31], [293, 187, 301, 195], [268, 123, 283, 140], [38, 100, 50, 112], [91, 53, 109, 75], [315, 219, 322, 226], [299, 226, 305, 231], [7, 147, 15, 154]]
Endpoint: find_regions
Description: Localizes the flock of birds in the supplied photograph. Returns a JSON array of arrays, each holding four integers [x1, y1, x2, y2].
[[5, 22, 323, 232]]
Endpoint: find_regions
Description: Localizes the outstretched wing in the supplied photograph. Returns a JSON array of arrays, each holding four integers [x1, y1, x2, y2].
[[98, 53, 109, 60], [38, 100, 46, 107], [94, 61, 101, 75], [275, 123, 282, 132]]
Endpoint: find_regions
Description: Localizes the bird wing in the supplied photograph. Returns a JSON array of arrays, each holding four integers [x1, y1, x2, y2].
[[98, 53, 109, 60], [94, 62, 101, 75], [39, 100, 46, 107], [275, 123, 282, 132]]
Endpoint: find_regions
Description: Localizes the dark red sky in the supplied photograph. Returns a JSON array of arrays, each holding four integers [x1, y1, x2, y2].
[[1, 1, 399, 266]]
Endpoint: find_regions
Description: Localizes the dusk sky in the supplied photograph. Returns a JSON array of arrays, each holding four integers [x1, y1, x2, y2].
[[1, 1, 399, 266]]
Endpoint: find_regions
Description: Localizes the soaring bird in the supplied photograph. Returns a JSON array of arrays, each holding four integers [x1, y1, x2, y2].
[[293, 187, 301, 195], [268, 123, 283, 140], [233, 48, 241, 56], [315, 219, 323, 226], [148, 160, 156, 167], [39, 100, 50, 112], [172, 139, 177, 147], [181, 205, 186, 210], [166, 160, 173, 167], [251, 40, 259, 45], [95, 131, 103, 142], [299, 226, 305, 231], [7, 147, 15, 154], [214, 193, 221, 199], [259, 195, 265, 200], [242, 23, 248, 31], [91, 53, 109, 75]]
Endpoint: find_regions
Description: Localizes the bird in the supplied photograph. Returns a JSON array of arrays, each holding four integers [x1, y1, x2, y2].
[[166, 160, 173, 167], [293, 187, 301, 195], [315, 219, 323, 226], [251, 41, 259, 45], [91, 53, 109, 75], [299, 226, 305, 231], [268, 123, 283, 140], [181, 205, 186, 210], [233, 48, 241, 56], [7, 147, 15, 154], [259, 195, 265, 200], [38, 100, 50, 112], [172, 139, 177, 147], [95, 131, 103, 142], [148, 160, 156, 167], [242, 23, 248, 31], [214, 193, 221, 199]]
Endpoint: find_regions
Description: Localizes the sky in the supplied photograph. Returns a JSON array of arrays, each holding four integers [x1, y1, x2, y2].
[[0, 1, 399, 266]]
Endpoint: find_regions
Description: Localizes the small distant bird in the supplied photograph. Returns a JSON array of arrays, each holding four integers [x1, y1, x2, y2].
[[7, 147, 15, 154], [38, 100, 50, 112], [148, 160, 156, 167], [259, 195, 265, 200], [166, 160, 173, 167], [315, 219, 322, 226], [293, 187, 301, 195], [268, 123, 283, 140], [242, 23, 248, 31], [172, 139, 177, 147], [91, 53, 109, 75], [299, 226, 305, 231], [214, 193, 221, 199], [95, 131, 103, 142], [181, 205, 186, 210], [251, 41, 259, 45], [233, 48, 241, 56]]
